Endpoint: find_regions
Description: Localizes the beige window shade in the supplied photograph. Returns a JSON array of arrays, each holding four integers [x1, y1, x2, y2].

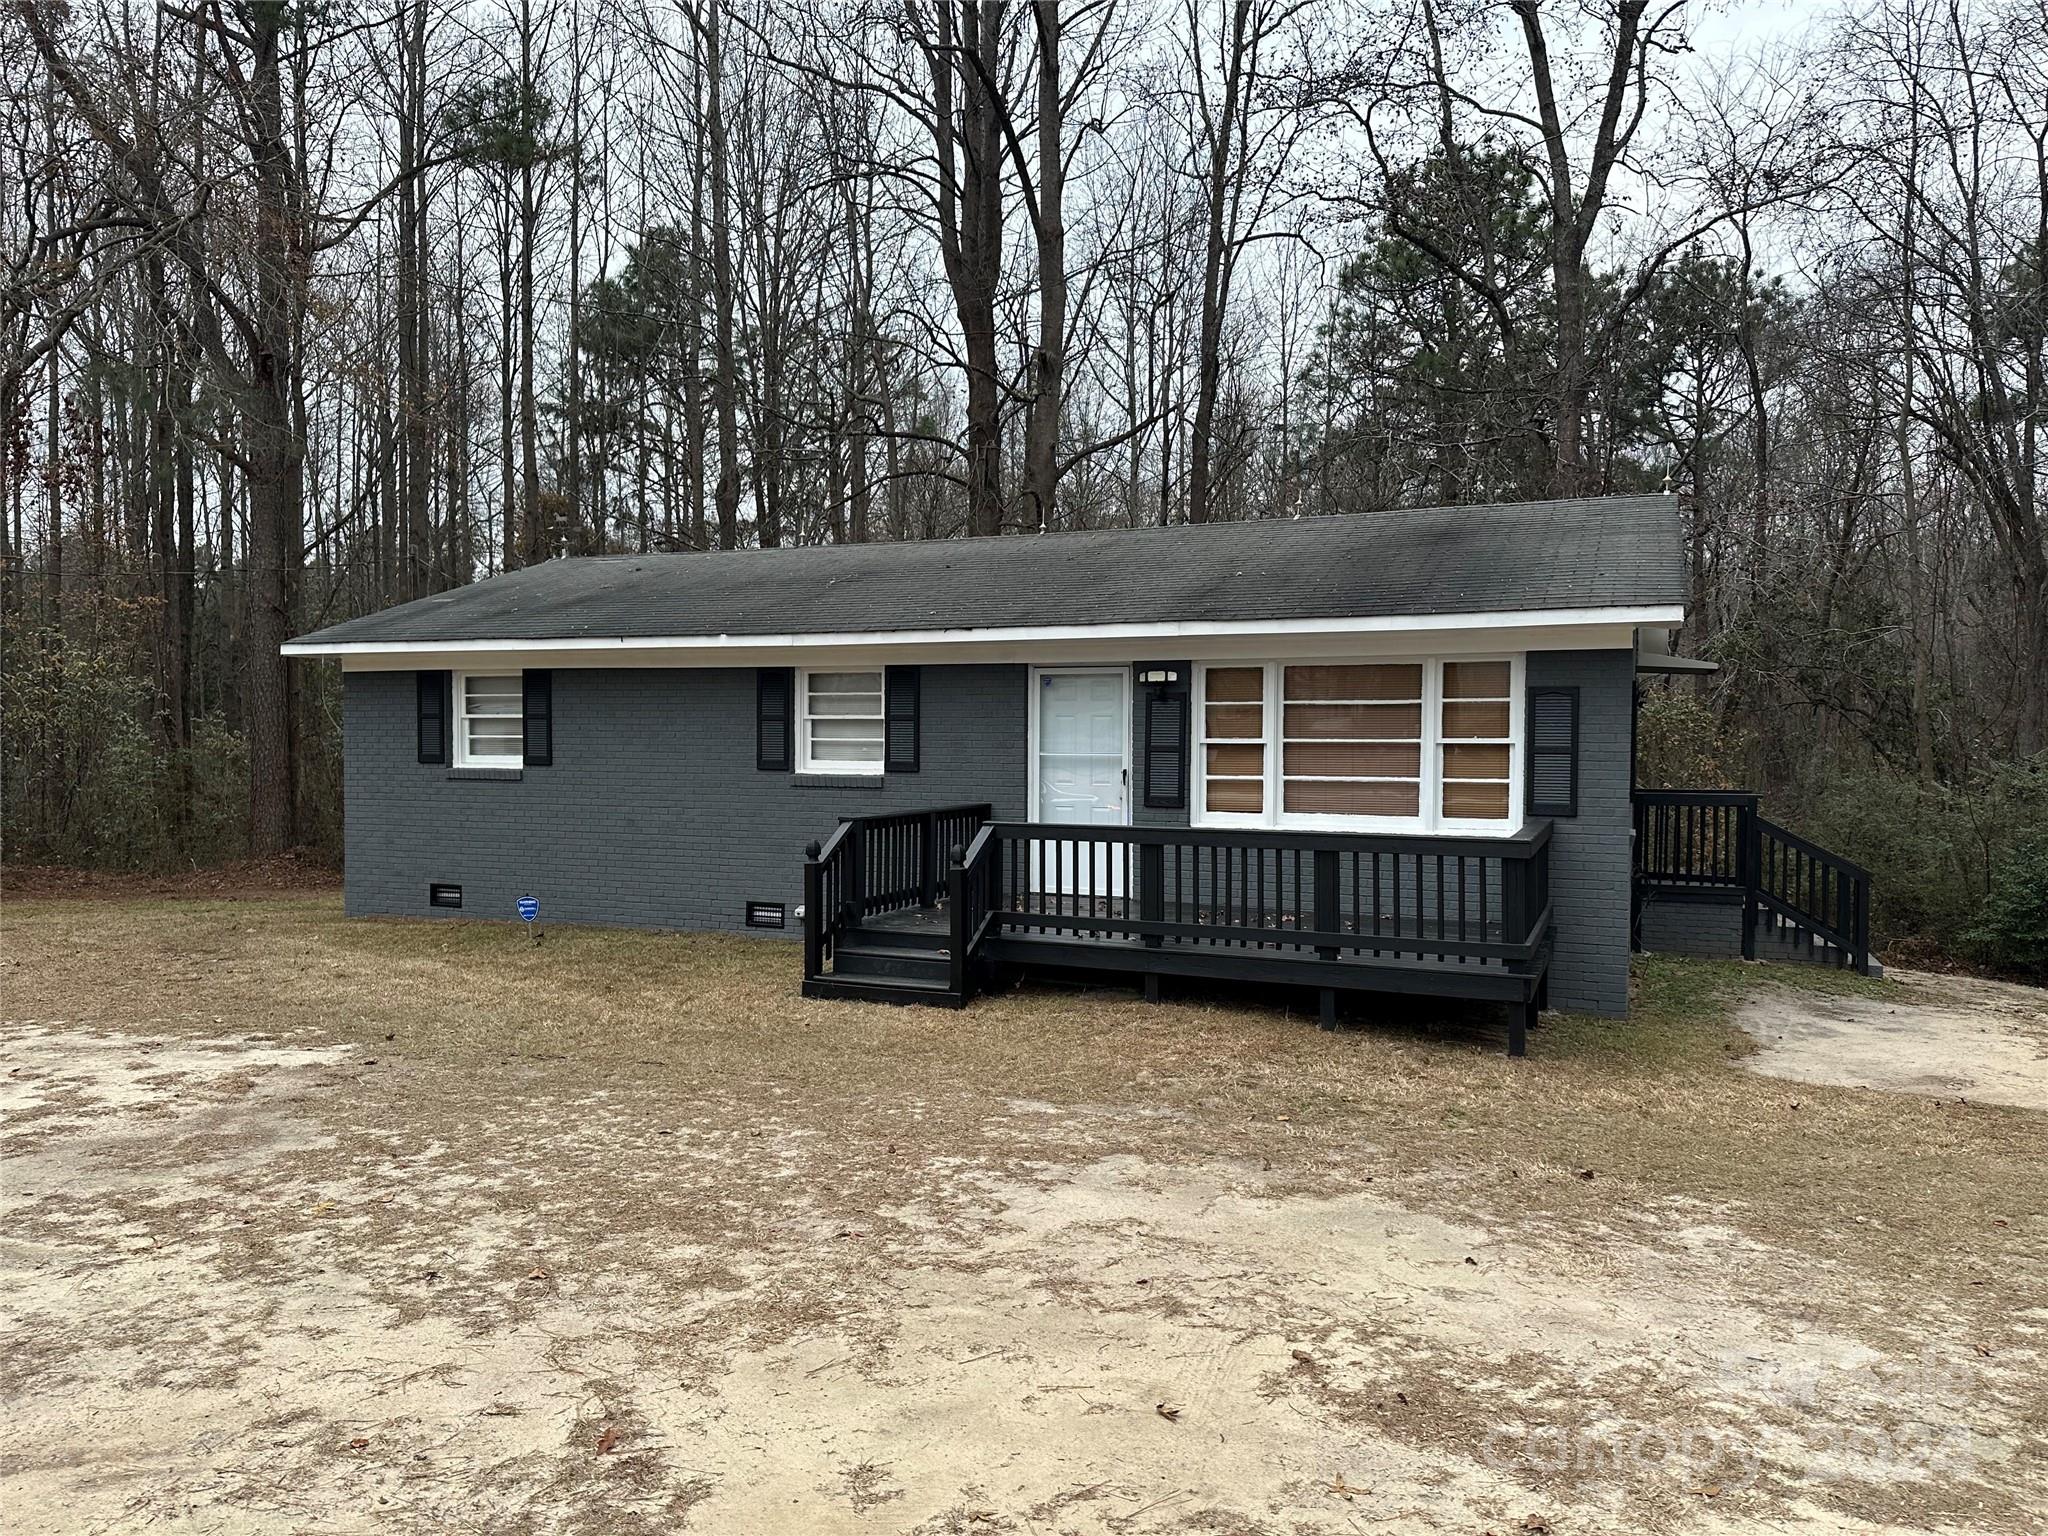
[[1439, 660, 1512, 820], [1201, 666, 1265, 815]]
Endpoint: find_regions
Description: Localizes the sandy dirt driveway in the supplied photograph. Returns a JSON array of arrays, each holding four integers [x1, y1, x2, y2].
[[2, 900, 2044, 1535], [1736, 968, 2048, 1112]]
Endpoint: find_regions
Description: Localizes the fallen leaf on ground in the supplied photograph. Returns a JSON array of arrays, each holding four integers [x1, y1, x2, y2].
[[526, 1266, 549, 1280], [595, 1424, 619, 1455], [1290, 1349, 1314, 1364], [347, 1437, 369, 1450], [1155, 1402, 1182, 1422]]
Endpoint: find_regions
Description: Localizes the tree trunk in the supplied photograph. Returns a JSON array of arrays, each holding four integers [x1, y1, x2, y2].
[[518, 0, 544, 564], [397, 0, 430, 598], [1022, 0, 1065, 532], [497, 169, 518, 570], [240, 5, 301, 855], [702, 0, 742, 550], [925, 0, 1005, 537], [1189, 0, 1248, 525]]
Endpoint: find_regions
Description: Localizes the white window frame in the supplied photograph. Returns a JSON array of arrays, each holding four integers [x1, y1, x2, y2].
[[453, 670, 525, 769], [1193, 655, 1524, 835], [1435, 656, 1522, 834], [1193, 663, 1273, 829], [797, 666, 887, 776]]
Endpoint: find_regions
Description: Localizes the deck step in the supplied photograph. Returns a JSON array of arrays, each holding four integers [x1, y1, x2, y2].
[[846, 921, 951, 953], [831, 942, 954, 982], [803, 974, 965, 1008]]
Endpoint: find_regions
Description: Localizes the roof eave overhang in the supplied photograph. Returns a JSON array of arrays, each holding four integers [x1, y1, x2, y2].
[[285, 605, 1685, 670]]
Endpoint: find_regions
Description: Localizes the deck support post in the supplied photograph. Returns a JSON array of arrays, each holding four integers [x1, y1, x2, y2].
[[802, 842, 824, 980], [1313, 849, 1340, 961], [1739, 801, 1759, 961], [1318, 989, 1337, 1031], [1143, 973, 1161, 1004], [1139, 843, 1165, 949], [1509, 999, 1531, 1057], [845, 824, 866, 929], [946, 844, 970, 999], [918, 809, 940, 909]]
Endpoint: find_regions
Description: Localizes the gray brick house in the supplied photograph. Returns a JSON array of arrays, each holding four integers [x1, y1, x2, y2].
[[288, 495, 1696, 1051]]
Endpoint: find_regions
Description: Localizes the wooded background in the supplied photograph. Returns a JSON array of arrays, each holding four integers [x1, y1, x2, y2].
[[4, 0, 2044, 967]]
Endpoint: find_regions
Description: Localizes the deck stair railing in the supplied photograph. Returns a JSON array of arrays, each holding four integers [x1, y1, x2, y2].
[[803, 803, 992, 978], [1633, 790, 1872, 974]]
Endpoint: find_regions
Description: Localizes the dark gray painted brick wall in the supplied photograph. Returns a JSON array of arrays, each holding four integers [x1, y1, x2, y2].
[[1638, 892, 1744, 959], [344, 649, 1635, 1015], [343, 664, 1027, 932], [1527, 648, 1633, 1015]]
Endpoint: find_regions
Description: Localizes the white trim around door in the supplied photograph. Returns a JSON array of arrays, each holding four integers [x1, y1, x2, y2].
[[1027, 666, 1132, 898], [1027, 665, 1132, 824]]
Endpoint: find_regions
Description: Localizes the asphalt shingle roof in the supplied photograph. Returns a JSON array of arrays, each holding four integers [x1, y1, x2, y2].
[[289, 495, 1685, 647]]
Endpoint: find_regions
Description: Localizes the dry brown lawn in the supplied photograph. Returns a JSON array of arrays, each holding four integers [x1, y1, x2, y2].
[[2, 892, 2043, 1534]]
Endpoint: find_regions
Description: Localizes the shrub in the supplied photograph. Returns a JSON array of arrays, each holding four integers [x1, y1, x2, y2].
[[1634, 685, 1752, 789], [1963, 835, 2048, 978]]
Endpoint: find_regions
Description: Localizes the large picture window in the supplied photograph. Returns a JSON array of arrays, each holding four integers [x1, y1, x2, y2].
[[454, 673, 523, 768], [1196, 657, 1520, 832], [1282, 663, 1423, 817], [799, 669, 885, 773]]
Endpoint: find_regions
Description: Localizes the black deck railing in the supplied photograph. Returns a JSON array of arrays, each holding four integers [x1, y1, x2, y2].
[[806, 808, 1554, 1053], [1634, 789, 1756, 889], [948, 820, 1554, 979], [803, 803, 992, 976], [1634, 789, 1872, 974], [1754, 815, 1873, 970]]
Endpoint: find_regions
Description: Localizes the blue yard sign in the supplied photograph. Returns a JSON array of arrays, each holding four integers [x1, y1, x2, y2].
[[516, 895, 539, 923]]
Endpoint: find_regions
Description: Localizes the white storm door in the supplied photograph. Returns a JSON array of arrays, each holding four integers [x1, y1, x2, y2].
[[1032, 669, 1130, 897]]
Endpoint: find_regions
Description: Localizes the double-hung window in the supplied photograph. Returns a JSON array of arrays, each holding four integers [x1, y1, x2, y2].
[[1196, 657, 1520, 833], [799, 669, 885, 773], [455, 673, 523, 768], [1438, 660, 1513, 823], [1199, 666, 1267, 817]]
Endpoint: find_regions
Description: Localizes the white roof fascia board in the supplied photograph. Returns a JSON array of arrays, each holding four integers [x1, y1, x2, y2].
[[289, 605, 1685, 671]]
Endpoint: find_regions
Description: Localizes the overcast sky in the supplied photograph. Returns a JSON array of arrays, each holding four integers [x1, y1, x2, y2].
[[1688, 0, 1833, 56]]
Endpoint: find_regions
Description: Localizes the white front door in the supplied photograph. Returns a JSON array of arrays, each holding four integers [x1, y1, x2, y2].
[[1033, 669, 1129, 896]]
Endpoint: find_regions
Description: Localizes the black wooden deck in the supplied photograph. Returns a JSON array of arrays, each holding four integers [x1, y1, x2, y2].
[[802, 807, 1554, 1054]]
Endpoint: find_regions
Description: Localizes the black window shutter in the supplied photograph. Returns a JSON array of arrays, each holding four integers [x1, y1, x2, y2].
[[1141, 676, 1190, 811], [522, 670, 553, 767], [1526, 685, 1579, 818], [757, 668, 794, 772], [416, 670, 448, 765], [884, 666, 921, 773]]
